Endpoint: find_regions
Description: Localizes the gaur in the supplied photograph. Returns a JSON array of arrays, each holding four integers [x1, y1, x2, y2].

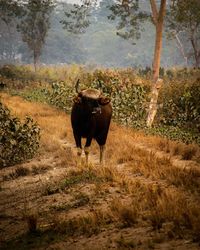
[[71, 80, 112, 164]]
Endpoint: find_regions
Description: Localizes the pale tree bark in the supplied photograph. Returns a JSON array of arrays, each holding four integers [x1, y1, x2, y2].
[[174, 32, 188, 66], [146, 0, 166, 127]]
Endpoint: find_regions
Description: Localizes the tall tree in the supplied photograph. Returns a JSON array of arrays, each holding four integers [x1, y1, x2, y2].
[[146, 0, 166, 127], [109, 0, 166, 127], [18, 0, 54, 71], [167, 0, 200, 68]]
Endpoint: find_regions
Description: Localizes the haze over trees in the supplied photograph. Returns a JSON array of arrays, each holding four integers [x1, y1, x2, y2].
[[0, 0, 23, 63], [0, 0, 199, 68]]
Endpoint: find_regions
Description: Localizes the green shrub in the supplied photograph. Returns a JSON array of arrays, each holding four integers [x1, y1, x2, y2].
[[0, 64, 36, 81], [2, 65, 199, 145], [147, 126, 200, 145], [158, 78, 200, 130], [110, 83, 149, 127], [0, 101, 40, 167], [47, 81, 75, 113], [20, 88, 49, 103], [46, 79, 149, 128]]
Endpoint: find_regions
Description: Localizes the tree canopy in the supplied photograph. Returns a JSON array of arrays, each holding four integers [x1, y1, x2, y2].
[[167, 0, 200, 67]]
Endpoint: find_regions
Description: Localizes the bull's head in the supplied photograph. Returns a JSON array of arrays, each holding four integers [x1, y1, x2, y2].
[[73, 80, 111, 114]]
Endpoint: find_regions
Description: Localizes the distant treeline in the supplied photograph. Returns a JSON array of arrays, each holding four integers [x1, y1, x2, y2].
[[0, 0, 198, 68]]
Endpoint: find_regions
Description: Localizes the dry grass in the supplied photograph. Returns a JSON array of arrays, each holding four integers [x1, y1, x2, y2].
[[1, 93, 200, 249], [110, 198, 139, 227], [52, 209, 112, 237], [26, 212, 38, 233], [2, 166, 30, 181], [156, 137, 200, 162], [143, 185, 200, 236]]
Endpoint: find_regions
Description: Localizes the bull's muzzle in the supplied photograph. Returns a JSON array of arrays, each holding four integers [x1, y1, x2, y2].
[[92, 106, 101, 114]]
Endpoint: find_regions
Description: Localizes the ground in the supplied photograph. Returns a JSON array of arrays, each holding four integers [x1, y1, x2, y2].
[[0, 93, 200, 250]]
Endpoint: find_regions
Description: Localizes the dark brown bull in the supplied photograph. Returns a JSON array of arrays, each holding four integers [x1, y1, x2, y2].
[[71, 81, 112, 164]]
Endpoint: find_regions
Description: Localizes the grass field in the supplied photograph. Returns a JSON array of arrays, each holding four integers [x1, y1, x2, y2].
[[0, 93, 200, 249]]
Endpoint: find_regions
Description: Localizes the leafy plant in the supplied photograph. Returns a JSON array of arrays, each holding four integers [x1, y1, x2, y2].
[[158, 78, 200, 130], [47, 81, 75, 113], [47, 75, 149, 127], [0, 101, 40, 167]]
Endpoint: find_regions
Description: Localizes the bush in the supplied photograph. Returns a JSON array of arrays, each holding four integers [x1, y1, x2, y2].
[[0, 64, 36, 81], [2, 65, 199, 145], [47, 81, 75, 113], [0, 101, 40, 167], [20, 88, 49, 103], [158, 78, 200, 130], [46, 78, 149, 127]]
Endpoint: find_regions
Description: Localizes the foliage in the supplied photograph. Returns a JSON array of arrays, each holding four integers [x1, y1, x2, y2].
[[61, 0, 91, 34], [0, 64, 36, 81], [0, 101, 40, 167], [147, 126, 200, 145], [20, 88, 49, 103], [2, 65, 200, 145], [47, 81, 75, 113], [158, 78, 200, 129], [111, 83, 149, 127], [107, 0, 149, 42], [0, 1, 198, 67], [166, 0, 200, 67], [0, 0, 23, 25], [46, 69, 150, 127]]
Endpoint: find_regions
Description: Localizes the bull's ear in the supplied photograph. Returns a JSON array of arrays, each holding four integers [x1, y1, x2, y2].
[[98, 96, 111, 105], [73, 96, 82, 104]]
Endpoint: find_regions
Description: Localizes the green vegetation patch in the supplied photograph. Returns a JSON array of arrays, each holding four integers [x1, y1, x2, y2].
[[0, 101, 40, 167], [147, 125, 200, 145], [2, 65, 200, 145]]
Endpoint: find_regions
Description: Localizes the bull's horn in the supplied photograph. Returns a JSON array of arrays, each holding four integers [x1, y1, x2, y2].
[[75, 79, 80, 93], [98, 79, 102, 90]]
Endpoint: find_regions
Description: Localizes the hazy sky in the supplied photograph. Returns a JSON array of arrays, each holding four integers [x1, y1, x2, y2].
[[60, 0, 82, 3]]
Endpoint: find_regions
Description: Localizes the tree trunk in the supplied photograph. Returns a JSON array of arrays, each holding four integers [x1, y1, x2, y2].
[[146, 0, 166, 127], [191, 38, 200, 68], [33, 49, 39, 72]]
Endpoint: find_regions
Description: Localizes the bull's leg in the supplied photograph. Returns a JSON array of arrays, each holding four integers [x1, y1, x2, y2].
[[100, 145, 105, 165], [84, 137, 92, 165], [73, 132, 82, 165]]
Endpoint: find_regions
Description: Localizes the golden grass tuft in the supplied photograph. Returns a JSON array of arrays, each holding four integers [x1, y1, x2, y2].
[[143, 184, 200, 234], [110, 198, 139, 227], [156, 137, 200, 162], [52, 209, 112, 236]]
